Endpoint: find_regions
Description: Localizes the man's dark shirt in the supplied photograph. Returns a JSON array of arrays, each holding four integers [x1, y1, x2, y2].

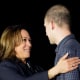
[[55, 34, 80, 80]]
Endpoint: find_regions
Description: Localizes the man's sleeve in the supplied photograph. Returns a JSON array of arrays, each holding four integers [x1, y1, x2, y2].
[[64, 48, 80, 80], [64, 69, 80, 80]]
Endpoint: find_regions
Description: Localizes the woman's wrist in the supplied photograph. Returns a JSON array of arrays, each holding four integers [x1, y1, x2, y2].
[[48, 66, 59, 79]]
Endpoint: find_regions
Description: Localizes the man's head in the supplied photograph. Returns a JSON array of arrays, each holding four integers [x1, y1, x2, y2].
[[44, 4, 71, 44]]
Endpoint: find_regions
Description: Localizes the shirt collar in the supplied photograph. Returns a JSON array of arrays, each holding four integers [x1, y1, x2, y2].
[[55, 34, 75, 53]]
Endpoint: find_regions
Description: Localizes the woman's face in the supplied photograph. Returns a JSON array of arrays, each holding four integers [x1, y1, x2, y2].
[[15, 29, 32, 62]]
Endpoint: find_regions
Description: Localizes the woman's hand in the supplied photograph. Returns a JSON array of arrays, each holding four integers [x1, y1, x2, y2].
[[55, 53, 80, 73], [48, 53, 80, 79]]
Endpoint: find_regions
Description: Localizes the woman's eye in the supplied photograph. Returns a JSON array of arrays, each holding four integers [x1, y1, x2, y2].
[[22, 38, 31, 43], [29, 39, 31, 42], [22, 39, 26, 42]]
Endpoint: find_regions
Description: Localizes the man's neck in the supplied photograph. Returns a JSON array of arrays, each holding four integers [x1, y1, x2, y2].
[[55, 30, 71, 45]]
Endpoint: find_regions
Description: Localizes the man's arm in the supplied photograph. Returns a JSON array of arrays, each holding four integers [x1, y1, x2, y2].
[[64, 48, 80, 80]]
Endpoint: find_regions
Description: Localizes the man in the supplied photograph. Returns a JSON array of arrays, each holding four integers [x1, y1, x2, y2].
[[44, 4, 80, 80]]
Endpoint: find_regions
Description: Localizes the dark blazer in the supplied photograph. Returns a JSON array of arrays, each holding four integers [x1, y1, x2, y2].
[[0, 58, 48, 80]]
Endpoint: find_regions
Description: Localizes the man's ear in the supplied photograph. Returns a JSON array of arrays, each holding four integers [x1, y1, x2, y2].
[[51, 21, 54, 30]]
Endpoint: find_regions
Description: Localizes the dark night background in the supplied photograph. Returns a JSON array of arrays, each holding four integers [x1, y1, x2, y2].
[[0, 0, 80, 70]]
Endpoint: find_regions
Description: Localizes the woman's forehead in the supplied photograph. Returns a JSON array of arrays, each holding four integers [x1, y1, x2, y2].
[[21, 29, 31, 38]]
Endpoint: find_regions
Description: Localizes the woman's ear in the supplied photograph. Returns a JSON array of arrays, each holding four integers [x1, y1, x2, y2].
[[51, 21, 54, 30]]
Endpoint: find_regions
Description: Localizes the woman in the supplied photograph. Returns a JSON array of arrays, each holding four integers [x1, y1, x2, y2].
[[0, 25, 80, 80]]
